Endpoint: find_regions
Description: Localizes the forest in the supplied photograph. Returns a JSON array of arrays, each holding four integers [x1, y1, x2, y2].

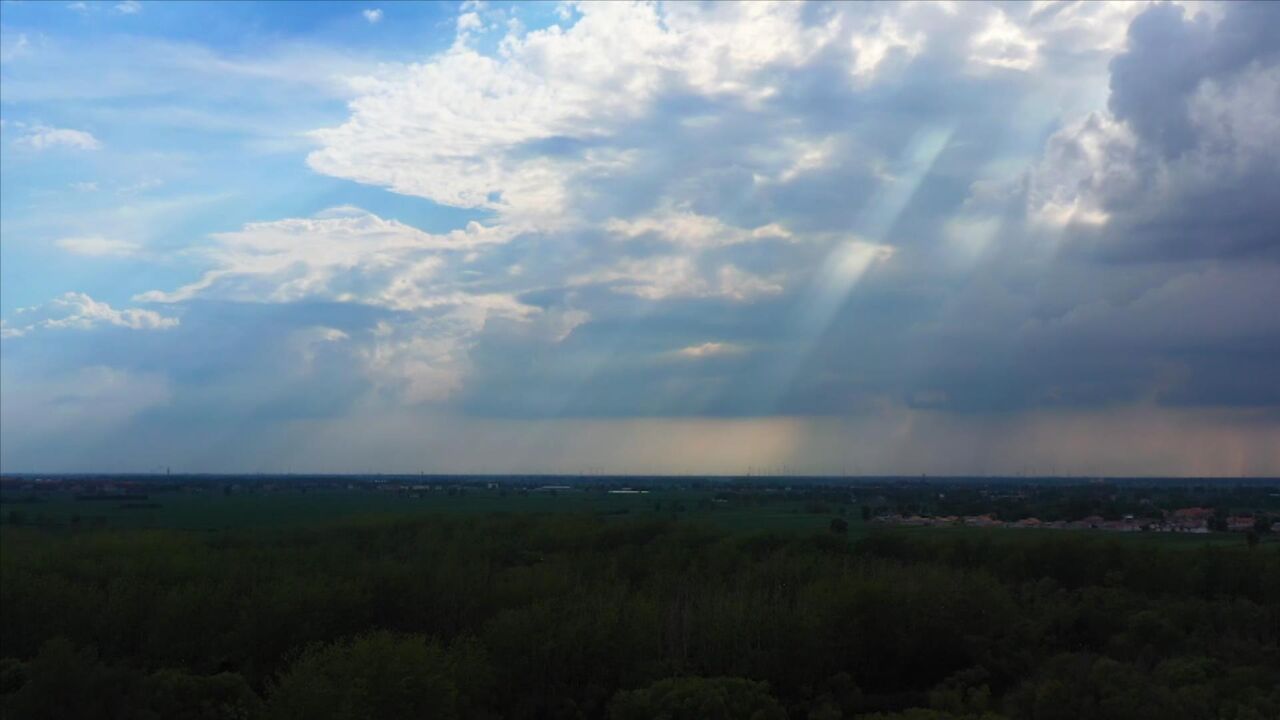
[[2, 504, 1278, 719]]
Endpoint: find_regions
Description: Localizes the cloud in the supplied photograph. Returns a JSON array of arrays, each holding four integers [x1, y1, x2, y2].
[[133, 208, 549, 404], [1024, 1, 1280, 260], [362, 8, 382, 24], [673, 342, 746, 359], [116, 178, 164, 196], [571, 256, 782, 302], [1106, 2, 1280, 159], [1026, 112, 1134, 229], [12, 124, 101, 151], [307, 2, 849, 224], [0, 32, 31, 62], [0, 366, 173, 467], [225, 2, 1280, 420], [55, 236, 141, 257], [850, 15, 924, 82], [136, 207, 514, 307], [0, 33, 376, 108], [2, 293, 178, 338], [5, 1, 1280, 473], [114, 1, 142, 15], [456, 11, 481, 33], [969, 7, 1040, 71], [604, 208, 792, 250]]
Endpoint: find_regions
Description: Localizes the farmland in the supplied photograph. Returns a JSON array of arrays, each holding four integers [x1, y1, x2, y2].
[[2, 474, 1276, 545]]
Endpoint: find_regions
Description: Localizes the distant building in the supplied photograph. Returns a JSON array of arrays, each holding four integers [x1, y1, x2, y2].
[[1227, 516, 1255, 532], [1170, 507, 1214, 532]]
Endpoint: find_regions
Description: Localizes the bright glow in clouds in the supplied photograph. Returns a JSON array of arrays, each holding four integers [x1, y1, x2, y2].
[[674, 342, 746, 359], [969, 8, 1040, 71], [1, 1, 1278, 474], [850, 16, 923, 81]]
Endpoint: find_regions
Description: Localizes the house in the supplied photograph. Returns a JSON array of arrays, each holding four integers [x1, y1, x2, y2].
[[1227, 516, 1255, 532], [1170, 507, 1214, 532]]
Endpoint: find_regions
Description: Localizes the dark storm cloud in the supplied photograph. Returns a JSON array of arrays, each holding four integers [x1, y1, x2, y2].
[[1110, 2, 1280, 158], [1054, 1, 1280, 261]]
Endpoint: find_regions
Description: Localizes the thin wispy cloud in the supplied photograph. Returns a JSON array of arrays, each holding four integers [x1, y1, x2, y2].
[[673, 342, 746, 359], [0, 32, 32, 62], [55, 236, 141, 257], [12, 124, 101, 151]]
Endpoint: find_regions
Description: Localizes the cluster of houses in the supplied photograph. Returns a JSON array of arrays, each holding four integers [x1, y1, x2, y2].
[[875, 506, 1276, 534]]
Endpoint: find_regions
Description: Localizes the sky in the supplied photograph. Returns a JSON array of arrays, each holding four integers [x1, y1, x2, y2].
[[1, 0, 1278, 476]]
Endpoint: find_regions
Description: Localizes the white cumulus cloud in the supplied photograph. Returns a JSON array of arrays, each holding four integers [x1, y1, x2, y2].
[[136, 207, 514, 308], [307, 2, 843, 225], [1, 292, 177, 338], [13, 124, 101, 151], [134, 208, 547, 404], [969, 8, 1040, 71]]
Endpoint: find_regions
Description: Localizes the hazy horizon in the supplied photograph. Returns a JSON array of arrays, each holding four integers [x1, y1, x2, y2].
[[3, 1, 1278, 475]]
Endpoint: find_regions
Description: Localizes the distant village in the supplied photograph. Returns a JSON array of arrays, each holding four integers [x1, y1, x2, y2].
[[875, 506, 1279, 534]]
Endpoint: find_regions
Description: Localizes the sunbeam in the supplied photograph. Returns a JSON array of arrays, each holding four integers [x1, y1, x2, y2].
[[761, 126, 956, 411]]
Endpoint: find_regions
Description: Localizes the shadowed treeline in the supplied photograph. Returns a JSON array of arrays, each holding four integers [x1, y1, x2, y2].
[[2, 515, 1278, 719]]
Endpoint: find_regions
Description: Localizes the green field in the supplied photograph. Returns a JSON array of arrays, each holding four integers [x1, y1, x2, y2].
[[0, 487, 843, 534], [2, 485, 1269, 551]]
